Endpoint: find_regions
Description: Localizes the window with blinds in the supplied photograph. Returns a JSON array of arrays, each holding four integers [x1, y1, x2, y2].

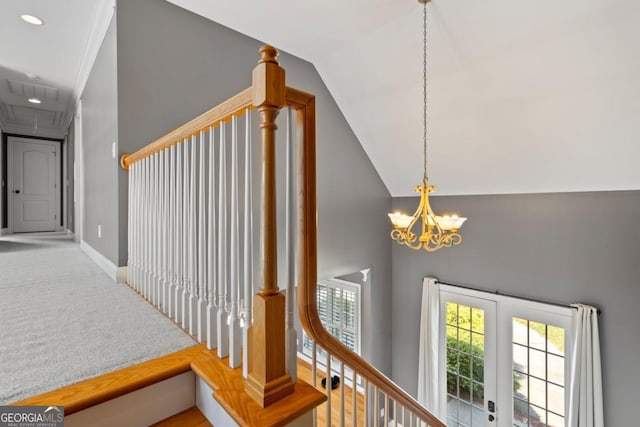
[[302, 279, 361, 357]]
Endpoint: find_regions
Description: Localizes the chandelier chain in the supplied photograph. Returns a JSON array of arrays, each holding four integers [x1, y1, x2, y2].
[[423, 1, 428, 181]]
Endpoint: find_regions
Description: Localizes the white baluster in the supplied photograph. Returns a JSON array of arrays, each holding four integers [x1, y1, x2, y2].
[[127, 159, 133, 286], [339, 362, 345, 427], [163, 147, 170, 314], [151, 153, 158, 306], [144, 156, 151, 299], [182, 137, 190, 329], [285, 107, 297, 381], [353, 370, 358, 426], [141, 158, 147, 295], [189, 134, 198, 337], [207, 126, 218, 349], [158, 149, 165, 311], [134, 162, 141, 291], [175, 141, 184, 324], [229, 114, 242, 368], [217, 122, 229, 357], [384, 393, 389, 427], [129, 162, 136, 289], [364, 379, 370, 427], [198, 130, 207, 342], [168, 145, 176, 319], [148, 155, 154, 303], [326, 352, 332, 427], [242, 109, 253, 378], [157, 151, 164, 308], [139, 159, 145, 295], [374, 386, 380, 427], [312, 341, 317, 388], [394, 399, 398, 427]]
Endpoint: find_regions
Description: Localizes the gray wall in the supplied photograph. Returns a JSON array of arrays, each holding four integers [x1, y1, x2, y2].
[[66, 119, 74, 232], [391, 190, 640, 426], [115, 0, 392, 373], [81, 18, 119, 263]]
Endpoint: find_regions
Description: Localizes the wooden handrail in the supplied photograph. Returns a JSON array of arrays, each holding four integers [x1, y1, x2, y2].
[[118, 44, 442, 425], [120, 87, 253, 170], [290, 86, 445, 427]]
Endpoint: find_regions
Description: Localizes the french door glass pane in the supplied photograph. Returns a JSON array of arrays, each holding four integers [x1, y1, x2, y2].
[[512, 317, 565, 427], [446, 302, 485, 427]]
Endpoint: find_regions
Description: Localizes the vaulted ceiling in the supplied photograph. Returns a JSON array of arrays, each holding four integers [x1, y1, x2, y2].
[[2, 0, 638, 195], [168, 0, 640, 196]]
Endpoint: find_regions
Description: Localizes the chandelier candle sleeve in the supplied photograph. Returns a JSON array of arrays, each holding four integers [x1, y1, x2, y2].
[[388, 0, 467, 252]]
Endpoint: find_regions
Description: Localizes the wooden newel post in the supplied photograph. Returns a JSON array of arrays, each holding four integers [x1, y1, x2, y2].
[[245, 45, 294, 407]]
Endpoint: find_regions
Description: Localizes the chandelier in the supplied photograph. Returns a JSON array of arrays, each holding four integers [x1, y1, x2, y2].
[[388, 0, 467, 251]]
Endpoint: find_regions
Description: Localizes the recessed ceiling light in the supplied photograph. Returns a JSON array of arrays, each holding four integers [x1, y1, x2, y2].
[[28, 98, 42, 104], [21, 14, 43, 25], [25, 73, 39, 80]]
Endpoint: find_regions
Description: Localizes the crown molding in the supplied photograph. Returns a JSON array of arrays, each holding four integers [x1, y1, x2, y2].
[[65, 0, 116, 130]]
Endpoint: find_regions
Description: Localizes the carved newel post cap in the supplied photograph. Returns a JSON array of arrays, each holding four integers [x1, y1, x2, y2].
[[258, 45, 279, 64]]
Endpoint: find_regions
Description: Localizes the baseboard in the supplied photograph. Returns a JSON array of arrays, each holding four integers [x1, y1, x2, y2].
[[80, 240, 127, 283], [0, 228, 8, 236]]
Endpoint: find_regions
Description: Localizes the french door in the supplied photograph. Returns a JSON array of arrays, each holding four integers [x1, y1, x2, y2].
[[439, 285, 571, 427]]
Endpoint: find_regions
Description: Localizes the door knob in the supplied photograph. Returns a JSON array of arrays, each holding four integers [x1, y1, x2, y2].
[[13, 190, 20, 194]]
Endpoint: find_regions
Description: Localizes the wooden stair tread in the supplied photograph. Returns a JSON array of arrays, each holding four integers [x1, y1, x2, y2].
[[191, 350, 326, 427], [151, 406, 212, 427], [11, 344, 205, 415]]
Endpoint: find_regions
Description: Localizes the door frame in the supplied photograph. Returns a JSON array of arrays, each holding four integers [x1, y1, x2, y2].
[[7, 135, 63, 233], [439, 286, 498, 427]]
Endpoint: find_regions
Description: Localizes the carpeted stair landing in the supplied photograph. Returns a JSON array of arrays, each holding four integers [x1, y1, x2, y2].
[[0, 233, 196, 404]]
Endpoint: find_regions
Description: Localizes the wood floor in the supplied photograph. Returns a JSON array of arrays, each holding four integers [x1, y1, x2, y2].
[[152, 407, 212, 427], [298, 358, 366, 427]]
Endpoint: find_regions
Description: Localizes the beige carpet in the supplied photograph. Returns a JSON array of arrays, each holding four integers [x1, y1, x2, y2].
[[0, 232, 196, 404]]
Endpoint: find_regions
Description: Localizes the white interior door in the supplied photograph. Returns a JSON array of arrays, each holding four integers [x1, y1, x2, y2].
[[8, 137, 60, 233]]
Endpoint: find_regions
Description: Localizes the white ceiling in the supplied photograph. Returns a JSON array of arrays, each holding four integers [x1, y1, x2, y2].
[[168, 0, 640, 196], [2, 0, 637, 194], [0, 0, 113, 138]]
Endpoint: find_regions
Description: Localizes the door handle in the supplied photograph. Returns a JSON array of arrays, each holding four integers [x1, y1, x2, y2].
[[13, 190, 20, 194], [488, 400, 496, 422]]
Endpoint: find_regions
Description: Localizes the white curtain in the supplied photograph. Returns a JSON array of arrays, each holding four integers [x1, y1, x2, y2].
[[568, 304, 604, 427], [417, 277, 444, 421]]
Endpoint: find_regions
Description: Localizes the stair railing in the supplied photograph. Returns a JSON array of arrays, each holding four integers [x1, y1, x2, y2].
[[121, 45, 444, 426]]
